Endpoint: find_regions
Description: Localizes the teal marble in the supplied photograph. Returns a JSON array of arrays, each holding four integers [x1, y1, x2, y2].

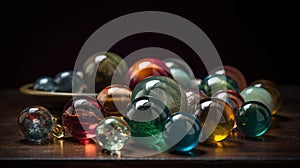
[[198, 74, 239, 97], [123, 96, 171, 145], [240, 86, 274, 113], [33, 76, 57, 92], [131, 76, 187, 114], [163, 112, 201, 152], [170, 67, 193, 90], [236, 101, 272, 138], [163, 58, 195, 79]]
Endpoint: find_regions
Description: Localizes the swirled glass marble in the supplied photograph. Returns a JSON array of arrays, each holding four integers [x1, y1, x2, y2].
[[198, 74, 239, 97], [131, 76, 187, 114], [240, 86, 274, 114], [123, 96, 171, 145], [82, 51, 128, 93], [126, 57, 173, 90], [163, 112, 201, 152], [17, 105, 53, 144], [62, 96, 105, 144], [209, 65, 247, 90], [97, 84, 132, 117], [195, 98, 235, 144], [96, 116, 131, 152], [250, 79, 283, 115], [236, 101, 272, 138]]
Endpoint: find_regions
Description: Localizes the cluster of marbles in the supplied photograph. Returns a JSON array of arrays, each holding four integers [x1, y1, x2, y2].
[[33, 70, 83, 93], [32, 51, 128, 94], [19, 52, 284, 155]]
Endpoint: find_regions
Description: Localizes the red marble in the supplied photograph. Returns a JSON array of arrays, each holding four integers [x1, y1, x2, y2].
[[209, 65, 247, 90], [126, 58, 173, 90], [62, 96, 105, 144]]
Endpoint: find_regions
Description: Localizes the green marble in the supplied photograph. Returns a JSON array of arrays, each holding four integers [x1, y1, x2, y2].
[[236, 101, 271, 137], [198, 74, 239, 96], [123, 96, 171, 145], [240, 86, 274, 113], [131, 76, 187, 114]]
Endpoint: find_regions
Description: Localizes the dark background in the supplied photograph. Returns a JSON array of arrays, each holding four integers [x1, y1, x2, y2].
[[1, 1, 298, 89]]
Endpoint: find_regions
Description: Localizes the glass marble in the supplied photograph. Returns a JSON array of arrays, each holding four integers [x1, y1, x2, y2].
[[236, 101, 272, 138], [185, 89, 208, 114], [17, 105, 53, 144], [209, 65, 247, 90], [198, 74, 240, 97], [131, 76, 187, 114], [54, 70, 84, 93], [33, 76, 57, 92], [250, 79, 283, 115], [97, 84, 132, 117], [126, 57, 173, 90], [212, 90, 244, 129], [169, 67, 193, 90], [240, 86, 274, 114], [82, 51, 128, 93], [95, 116, 131, 152], [163, 112, 202, 152], [123, 96, 171, 145], [163, 58, 195, 79], [212, 90, 244, 115], [62, 96, 105, 144], [195, 98, 235, 144]]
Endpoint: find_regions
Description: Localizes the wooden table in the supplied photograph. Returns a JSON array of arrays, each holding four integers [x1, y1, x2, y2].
[[1, 86, 300, 167]]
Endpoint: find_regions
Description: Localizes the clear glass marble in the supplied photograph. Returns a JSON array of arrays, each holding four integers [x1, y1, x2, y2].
[[17, 105, 53, 144]]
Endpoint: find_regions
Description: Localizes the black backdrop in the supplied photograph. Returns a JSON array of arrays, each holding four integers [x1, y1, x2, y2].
[[1, 1, 298, 89]]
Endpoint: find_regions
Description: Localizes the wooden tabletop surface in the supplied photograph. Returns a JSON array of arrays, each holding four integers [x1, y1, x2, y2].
[[0, 86, 300, 167]]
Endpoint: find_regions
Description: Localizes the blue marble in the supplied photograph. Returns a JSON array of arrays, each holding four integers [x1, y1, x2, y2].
[[33, 76, 57, 92], [54, 70, 83, 92], [163, 112, 201, 152]]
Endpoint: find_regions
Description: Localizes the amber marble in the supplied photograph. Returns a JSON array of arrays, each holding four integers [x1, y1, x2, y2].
[[126, 58, 173, 90], [97, 84, 132, 117], [250, 79, 283, 115], [195, 98, 235, 144]]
